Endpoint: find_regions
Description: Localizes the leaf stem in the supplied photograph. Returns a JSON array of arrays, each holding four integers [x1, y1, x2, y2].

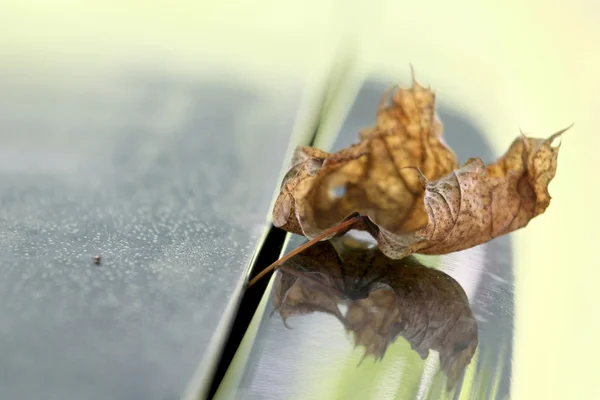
[[247, 216, 363, 288]]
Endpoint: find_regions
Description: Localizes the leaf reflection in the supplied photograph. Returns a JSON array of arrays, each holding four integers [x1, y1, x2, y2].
[[272, 237, 478, 389]]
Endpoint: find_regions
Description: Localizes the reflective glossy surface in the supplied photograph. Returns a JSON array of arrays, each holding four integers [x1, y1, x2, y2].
[[0, 73, 303, 399], [218, 80, 514, 400], [273, 237, 479, 390]]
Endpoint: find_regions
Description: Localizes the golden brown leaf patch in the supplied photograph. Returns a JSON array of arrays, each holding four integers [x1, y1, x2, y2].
[[272, 77, 458, 239], [268, 73, 568, 263], [374, 127, 568, 258], [272, 146, 330, 235]]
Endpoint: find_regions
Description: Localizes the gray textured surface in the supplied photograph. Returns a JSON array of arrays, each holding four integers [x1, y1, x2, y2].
[[0, 73, 302, 399], [222, 80, 514, 400]]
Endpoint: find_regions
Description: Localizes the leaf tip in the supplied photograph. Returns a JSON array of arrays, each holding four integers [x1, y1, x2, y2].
[[519, 128, 528, 139], [409, 63, 416, 83], [545, 123, 573, 146]]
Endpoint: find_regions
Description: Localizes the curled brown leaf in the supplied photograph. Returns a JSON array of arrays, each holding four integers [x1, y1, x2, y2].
[[374, 127, 569, 258], [272, 78, 458, 239], [272, 146, 330, 235], [262, 74, 567, 290]]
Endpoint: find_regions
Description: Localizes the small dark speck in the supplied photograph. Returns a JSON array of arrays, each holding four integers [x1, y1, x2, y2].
[[93, 255, 102, 265]]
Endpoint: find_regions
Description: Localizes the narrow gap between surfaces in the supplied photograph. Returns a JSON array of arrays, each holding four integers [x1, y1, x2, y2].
[[204, 109, 323, 400], [205, 226, 288, 399], [204, 52, 357, 399]]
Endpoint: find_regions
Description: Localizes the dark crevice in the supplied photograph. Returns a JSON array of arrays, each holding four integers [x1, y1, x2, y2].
[[205, 100, 318, 400], [204, 52, 356, 400], [205, 226, 288, 399], [204, 116, 325, 399]]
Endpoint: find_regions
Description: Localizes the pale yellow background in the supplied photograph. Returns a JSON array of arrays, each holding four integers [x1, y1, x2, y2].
[[2, 1, 599, 399]]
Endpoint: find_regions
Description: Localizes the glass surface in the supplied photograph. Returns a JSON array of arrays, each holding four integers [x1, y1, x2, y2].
[[0, 72, 304, 399], [218, 80, 514, 400]]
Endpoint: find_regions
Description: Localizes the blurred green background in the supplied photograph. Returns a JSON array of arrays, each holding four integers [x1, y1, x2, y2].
[[2, 1, 599, 399]]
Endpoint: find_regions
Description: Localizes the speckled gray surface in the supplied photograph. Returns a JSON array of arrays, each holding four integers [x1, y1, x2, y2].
[[0, 73, 302, 399]]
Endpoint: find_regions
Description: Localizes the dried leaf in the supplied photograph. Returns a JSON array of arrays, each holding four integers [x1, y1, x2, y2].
[[374, 128, 568, 258], [272, 146, 330, 235], [273, 238, 478, 388], [256, 75, 566, 289], [272, 78, 458, 239]]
